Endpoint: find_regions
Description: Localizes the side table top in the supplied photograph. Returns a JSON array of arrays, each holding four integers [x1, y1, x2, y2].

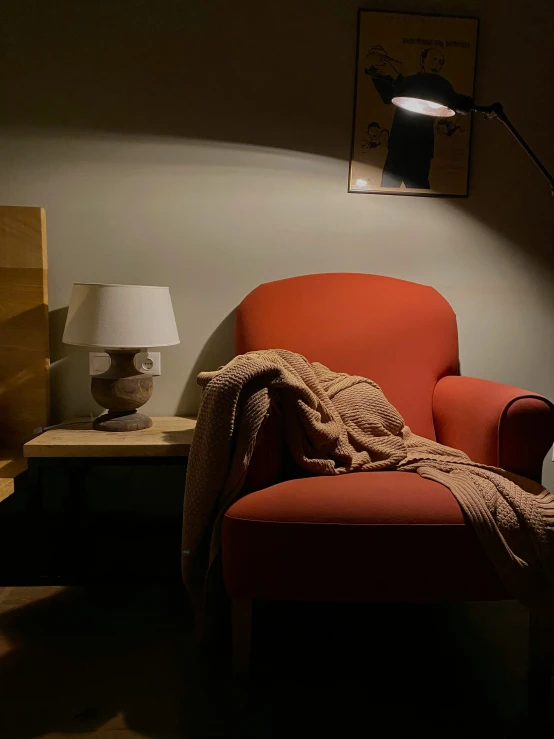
[[24, 416, 197, 458]]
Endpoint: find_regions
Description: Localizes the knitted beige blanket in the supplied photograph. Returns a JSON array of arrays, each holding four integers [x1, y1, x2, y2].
[[182, 349, 554, 616]]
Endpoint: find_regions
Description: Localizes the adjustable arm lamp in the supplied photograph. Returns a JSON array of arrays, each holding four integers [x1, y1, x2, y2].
[[391, 74, 554, 194]]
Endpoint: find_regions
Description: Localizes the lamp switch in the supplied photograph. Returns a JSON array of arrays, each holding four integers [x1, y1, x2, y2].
[[89, 352, 161, 376], [89, 353, 111, 375]]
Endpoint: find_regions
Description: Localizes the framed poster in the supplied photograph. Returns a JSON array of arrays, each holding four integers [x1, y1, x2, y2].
[[349, 11, 479, 197]]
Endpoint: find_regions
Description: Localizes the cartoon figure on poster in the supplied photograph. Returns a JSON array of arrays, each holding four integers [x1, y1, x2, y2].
[[364, 45, 463, 189], [361, 122, 390, 154]]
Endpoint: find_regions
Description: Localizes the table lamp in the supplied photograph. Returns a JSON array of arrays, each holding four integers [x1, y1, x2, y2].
[[390, 74, 554, 193], [63, 283, 180, 432]]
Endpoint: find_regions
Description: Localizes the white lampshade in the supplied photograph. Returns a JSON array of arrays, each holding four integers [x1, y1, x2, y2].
[[63, 283, 180, 349]]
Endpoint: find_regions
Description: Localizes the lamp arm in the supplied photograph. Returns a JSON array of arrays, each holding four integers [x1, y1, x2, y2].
[[472, 102, 554, 194]]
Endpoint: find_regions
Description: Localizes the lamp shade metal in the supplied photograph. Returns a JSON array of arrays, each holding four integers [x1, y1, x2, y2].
[[392, 73, 473, 118], [390, 74, 554, 193], [63, 283, 180, 349]]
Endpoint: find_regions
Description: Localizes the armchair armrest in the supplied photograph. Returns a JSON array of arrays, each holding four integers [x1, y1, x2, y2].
[[433, 376, 554, 483]]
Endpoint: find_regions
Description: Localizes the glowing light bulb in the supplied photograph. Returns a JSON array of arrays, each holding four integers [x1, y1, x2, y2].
[[392, 96, 456, 117], [401, 98, 427, 114]]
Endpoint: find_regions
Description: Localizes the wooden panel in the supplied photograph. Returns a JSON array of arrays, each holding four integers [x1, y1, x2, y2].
[[0, 457, 27, 502], [24, 416, 196, 458], [0, 206, 49, 458]]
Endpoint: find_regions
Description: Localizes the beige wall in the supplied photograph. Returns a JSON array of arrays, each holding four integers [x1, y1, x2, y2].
[[1, 0, 553, 481]]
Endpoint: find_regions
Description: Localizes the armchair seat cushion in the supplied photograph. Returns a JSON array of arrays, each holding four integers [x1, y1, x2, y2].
[[222, 472, 507, 602]]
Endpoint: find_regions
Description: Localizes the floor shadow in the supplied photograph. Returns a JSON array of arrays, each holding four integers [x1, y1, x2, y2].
[[0, 586, 199, 739], [0, 586, 535, 739], [177, 310, 236, 416]]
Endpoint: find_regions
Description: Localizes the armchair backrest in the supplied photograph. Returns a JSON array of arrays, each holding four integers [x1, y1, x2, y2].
[[236, 273, 459, 440]]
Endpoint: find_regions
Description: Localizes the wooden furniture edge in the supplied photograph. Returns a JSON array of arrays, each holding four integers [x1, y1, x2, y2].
[[0, 206, 50, 451], [0, 456, 28, 502], [24, 416, 197, 458]]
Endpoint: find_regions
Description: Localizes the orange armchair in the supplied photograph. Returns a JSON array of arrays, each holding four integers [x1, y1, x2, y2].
[[433, 376, 553, 483], [221, 273, 554, 717]]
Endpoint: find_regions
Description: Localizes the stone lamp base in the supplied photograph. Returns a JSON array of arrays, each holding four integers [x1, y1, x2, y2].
[[91, 349, 153, 432]]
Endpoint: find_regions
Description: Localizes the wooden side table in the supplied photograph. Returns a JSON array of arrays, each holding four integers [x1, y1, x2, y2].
[[23, 416, 196, 584], [25, 416, 196, 459]]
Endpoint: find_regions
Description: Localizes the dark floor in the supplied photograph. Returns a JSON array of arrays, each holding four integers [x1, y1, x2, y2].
[[0, 585, 543, 738]]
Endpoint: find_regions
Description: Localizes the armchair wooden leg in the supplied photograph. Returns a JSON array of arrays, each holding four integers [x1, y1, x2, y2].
[[528, 613, 554, 733], [232, 597, 253, 680]]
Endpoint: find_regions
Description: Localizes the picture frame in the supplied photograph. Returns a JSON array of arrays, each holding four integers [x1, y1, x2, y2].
[[349, 10, 479, 197]]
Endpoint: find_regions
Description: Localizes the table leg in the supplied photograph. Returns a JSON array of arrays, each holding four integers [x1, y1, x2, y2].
[[64, 460, 89, 584], [27, 458, 89, 585], [26, 459, 52, 583]]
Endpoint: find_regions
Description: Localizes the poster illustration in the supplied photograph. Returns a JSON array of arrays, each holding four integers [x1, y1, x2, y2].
[[349, 11, 479, 197]]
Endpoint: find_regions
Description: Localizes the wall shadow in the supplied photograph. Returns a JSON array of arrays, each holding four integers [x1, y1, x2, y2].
[[2, 0, 553, 282], [49, 305, 236, 420], [177, 311, 236, 415], [49, 306, 99, 422], [2, 0, 554, 385], [1, 0, 353, 160]]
